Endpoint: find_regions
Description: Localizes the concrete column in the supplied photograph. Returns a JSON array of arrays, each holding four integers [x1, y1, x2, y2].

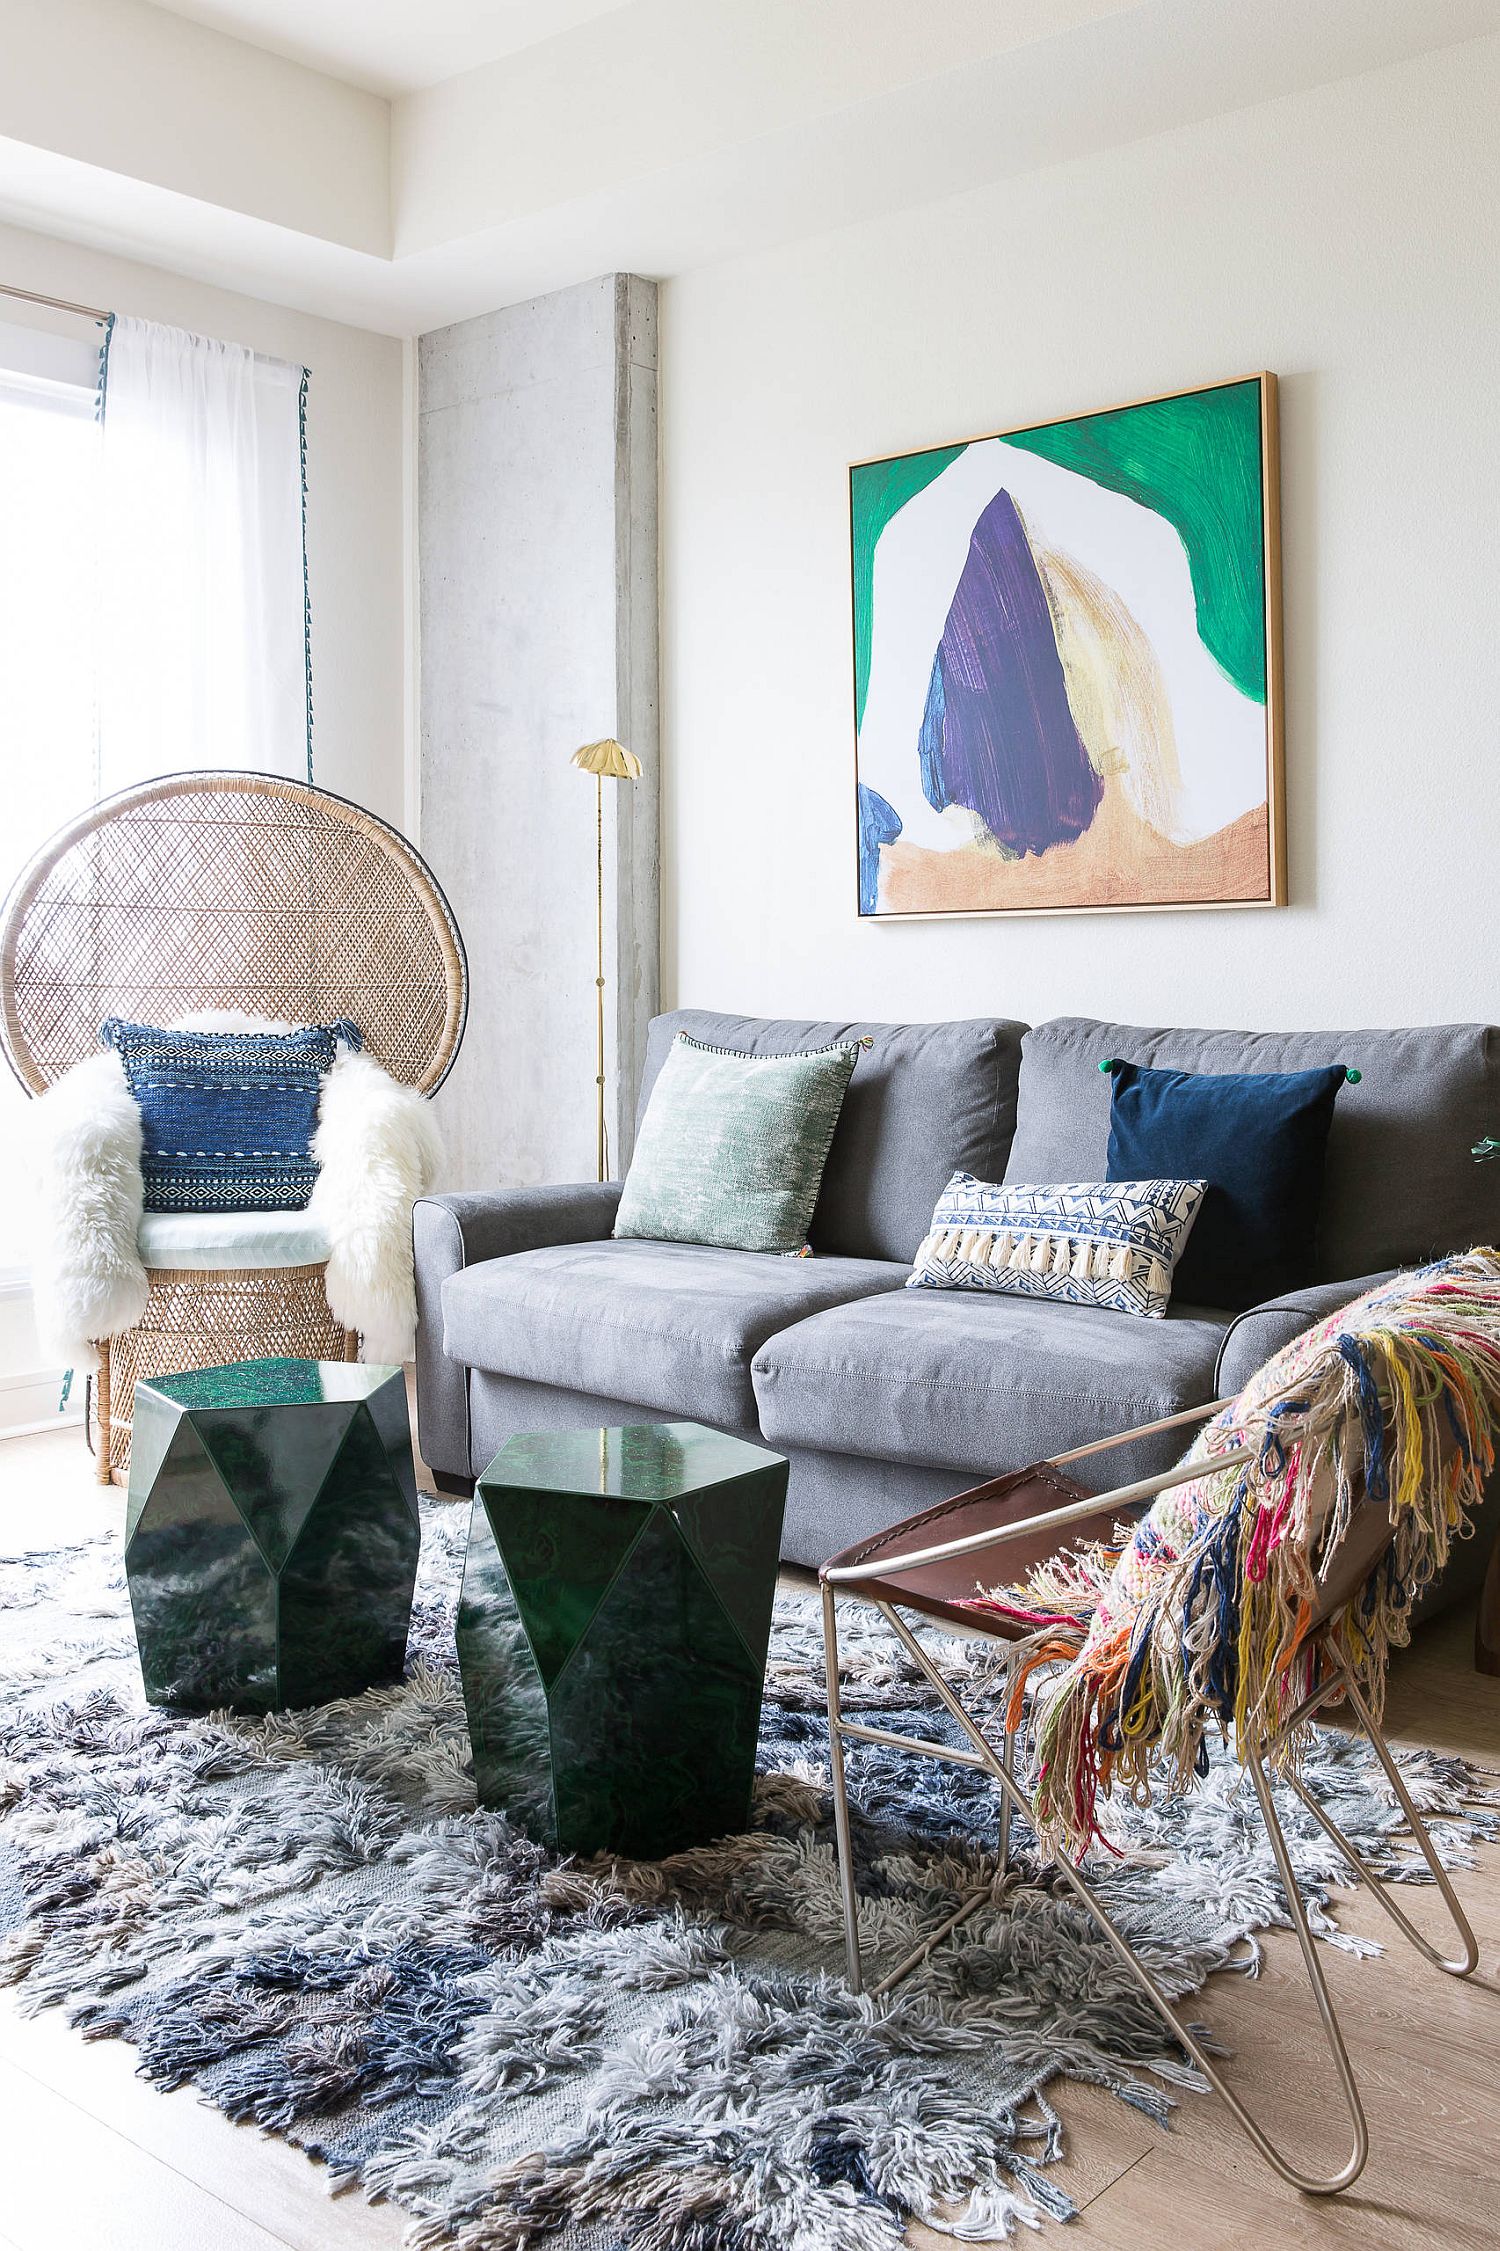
[[418, 274, 659, 1191]]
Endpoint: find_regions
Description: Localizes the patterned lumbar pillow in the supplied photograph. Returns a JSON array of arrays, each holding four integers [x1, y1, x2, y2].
[[908, 1173, 1207, 1319], [614, 1032, 864, 1255], [101, 1017, 362, 1213]]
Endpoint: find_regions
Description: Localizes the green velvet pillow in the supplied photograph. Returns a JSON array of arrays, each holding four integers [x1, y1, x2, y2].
[[614, 1033, 864, 1254]]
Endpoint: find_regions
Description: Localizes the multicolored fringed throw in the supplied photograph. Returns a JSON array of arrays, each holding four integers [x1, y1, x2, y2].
[[966, 1248, 1500, 1856]]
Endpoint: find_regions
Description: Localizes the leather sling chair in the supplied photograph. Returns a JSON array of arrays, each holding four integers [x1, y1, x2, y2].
[[819, 1399, 1481, 2199]]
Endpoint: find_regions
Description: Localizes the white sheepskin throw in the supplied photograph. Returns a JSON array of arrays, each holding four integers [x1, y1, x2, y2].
[[28, 1050, 149, 1371], [155, 1013, 443, 1359], [307, 1046, 443, 1363], [28, 1019, 441, 1369]]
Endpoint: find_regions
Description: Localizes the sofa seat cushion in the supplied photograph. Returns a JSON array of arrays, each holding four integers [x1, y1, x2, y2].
[[442, 1240, 910, 1430], [751, 1287, 1231, 1481]]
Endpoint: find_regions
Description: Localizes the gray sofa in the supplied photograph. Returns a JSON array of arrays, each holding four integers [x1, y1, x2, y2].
[[415, 1010, 1499, 1588]]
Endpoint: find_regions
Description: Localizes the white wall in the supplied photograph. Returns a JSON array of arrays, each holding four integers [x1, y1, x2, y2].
[[0, 218, 407, 823], [659, 37, 1500, 1034]]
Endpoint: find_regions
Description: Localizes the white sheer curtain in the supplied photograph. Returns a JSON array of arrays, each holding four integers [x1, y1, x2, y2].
[[0, 330, 103, 1282], [96, 314, 309, 791]]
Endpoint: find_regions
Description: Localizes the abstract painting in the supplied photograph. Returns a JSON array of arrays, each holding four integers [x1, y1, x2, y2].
[[851, 374, 1283, 917]]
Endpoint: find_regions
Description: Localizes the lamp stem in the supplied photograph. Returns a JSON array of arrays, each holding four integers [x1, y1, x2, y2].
[[595, 771, 607, 1182]]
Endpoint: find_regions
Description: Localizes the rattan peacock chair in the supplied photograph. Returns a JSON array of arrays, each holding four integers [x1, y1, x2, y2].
[[0, 771, 466, 1483]]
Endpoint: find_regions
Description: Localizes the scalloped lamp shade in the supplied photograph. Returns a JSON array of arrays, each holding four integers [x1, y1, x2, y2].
[[571, 737, 642, 780]]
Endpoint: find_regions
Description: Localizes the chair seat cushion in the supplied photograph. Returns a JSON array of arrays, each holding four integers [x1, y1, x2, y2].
[[441, 1240, 910, 1430], [752, 1286, 1231, 1479], [137, 1208, 332, 1270]]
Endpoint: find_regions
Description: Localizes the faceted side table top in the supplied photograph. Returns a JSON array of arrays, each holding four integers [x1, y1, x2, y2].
[[142, 1356, 407, 1413], [125, 1357, 419, 1714], [459, 1422, 789, 1859], [490, 1421, 787, 1505]]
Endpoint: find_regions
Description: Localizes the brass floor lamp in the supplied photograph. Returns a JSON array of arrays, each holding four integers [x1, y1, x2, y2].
[[570, 738, 642, 1182]]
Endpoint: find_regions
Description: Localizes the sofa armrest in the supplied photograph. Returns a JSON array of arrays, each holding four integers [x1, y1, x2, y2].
[[1213, 1270, 1397, 1398], [413, 1183, 622, 1485]]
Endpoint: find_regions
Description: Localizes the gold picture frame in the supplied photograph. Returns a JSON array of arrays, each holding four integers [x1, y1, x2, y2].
[[849, 372, 1285, 920]]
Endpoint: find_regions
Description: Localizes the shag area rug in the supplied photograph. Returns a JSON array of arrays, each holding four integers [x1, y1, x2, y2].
[[1, 1502, 1493, 2248]]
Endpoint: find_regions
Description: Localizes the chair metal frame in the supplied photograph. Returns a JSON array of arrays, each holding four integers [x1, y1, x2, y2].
[[820, 1400, 1480, 2198]]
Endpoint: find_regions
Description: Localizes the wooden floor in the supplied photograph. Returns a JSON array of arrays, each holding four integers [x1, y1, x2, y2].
[[3, 1421, 1500, 2250]]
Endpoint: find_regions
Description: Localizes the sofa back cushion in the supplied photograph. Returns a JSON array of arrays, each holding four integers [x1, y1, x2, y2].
[[636, 1011, 1027, 1263], [1005, 1017, 1500, 1285]]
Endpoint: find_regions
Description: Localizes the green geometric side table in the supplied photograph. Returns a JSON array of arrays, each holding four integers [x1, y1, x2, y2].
[[124, 1357, 419, 1714], [457, 1422, 788, 1859]]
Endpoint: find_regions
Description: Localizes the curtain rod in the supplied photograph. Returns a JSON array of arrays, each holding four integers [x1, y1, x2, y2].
[[0, 281, 110, 323]]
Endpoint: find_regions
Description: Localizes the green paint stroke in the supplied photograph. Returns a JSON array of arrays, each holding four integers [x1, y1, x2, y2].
[[1001, 380, 1267, 703], [850, 444, 966, 728]]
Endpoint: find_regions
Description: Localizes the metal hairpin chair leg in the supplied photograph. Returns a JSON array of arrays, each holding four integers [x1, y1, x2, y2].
[[821, 1580, 1016, 1998], [828, 1589, 1370, 2191], [819, 1400, 1483, 2198], [821, 1405, 1244, 2003], [1279, 1666, 1479, 1978]]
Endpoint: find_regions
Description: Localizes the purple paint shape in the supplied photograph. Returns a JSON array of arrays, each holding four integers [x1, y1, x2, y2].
[[920, 488, 1102, 857]]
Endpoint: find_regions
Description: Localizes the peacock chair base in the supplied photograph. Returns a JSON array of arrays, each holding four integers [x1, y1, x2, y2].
[[94, 1264, 358, 1485]]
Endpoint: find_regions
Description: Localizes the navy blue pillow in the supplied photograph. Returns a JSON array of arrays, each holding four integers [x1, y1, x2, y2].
[[1105, 1060, 1346, 1311], [102, 1018, 361, 1213]]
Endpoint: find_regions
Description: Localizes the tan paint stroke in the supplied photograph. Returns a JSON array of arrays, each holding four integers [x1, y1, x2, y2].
[[1029, 536, 1186, 844], [878, 778, 1269, 914]]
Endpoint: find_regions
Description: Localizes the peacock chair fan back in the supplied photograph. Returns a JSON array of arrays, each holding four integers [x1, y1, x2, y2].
[[0, 771, 466, 1096]]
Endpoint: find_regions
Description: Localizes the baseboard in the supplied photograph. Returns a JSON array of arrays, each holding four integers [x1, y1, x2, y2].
[[0, 1364, 83, 1436]]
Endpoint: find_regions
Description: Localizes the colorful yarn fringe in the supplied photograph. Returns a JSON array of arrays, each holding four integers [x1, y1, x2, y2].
[[966, 1249, 1500, 1856]]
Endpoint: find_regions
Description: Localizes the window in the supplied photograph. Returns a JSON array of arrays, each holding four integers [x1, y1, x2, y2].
[[0, 305, 311, 1327], [0, 317, 102, 1278]]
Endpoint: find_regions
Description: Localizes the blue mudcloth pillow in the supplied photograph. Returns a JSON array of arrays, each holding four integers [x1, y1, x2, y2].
[[1105, 1059, 1346, 1311], [101, 1018, 362, 1213]]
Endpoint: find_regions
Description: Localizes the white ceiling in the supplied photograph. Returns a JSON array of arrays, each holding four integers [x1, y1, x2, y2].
[[1, 0, 1498, 334], [148, 0, 635, 96]]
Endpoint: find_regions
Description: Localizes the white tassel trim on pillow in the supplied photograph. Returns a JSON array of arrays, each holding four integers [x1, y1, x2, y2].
[[28, 1050, 149, 1371], [307, 1048, 443, 1364], [919, 1225, 1143, 1290]]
